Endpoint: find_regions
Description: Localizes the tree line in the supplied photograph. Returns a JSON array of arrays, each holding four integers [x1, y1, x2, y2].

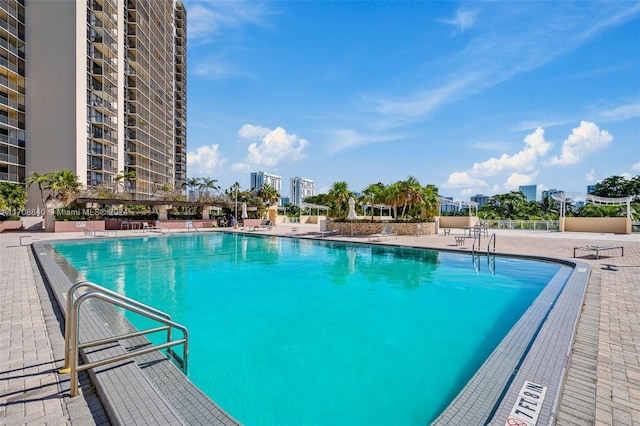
[[1, 172, 638, 222], [474, 175, 640, 220]]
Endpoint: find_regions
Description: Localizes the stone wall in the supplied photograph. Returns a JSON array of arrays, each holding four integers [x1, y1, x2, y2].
[[327, 221, 435, 236]]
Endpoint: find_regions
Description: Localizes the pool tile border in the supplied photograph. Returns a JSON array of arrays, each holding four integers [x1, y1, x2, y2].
[[32, 240, 241, 426], [297, 234, 592, 425], [432, 256, 589, 424], [32, 233, 590, 425]]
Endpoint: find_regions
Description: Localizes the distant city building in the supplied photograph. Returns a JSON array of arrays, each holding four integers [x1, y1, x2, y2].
[[518, 185, 537, 202], [280, 196, 290, 207], [541, 189, 564, 199], [290, 177, 314, 207], [470, 194, 490, 208], [250, 171, 282, 195], [587, 185, 596, 194]]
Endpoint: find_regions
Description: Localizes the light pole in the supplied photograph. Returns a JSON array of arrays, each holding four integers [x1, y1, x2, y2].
[[234, 187, 238, 227]]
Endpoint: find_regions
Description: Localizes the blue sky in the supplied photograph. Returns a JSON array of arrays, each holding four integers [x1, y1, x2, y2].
[[182, 0, 640, 201]]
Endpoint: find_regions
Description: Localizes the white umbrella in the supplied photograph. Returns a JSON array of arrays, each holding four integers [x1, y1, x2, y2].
[[241, 202, 248, 219], [347, 197, 356, 235]]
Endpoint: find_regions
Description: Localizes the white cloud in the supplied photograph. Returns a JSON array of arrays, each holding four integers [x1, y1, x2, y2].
[[631, 163, 640, 172], [585, 169, 596, 182], [230, 162, 251, 173], [470, 127, 551, 177], [442, 171, 488, 189], [187, 144, 226, 177], [367, 4, 640, 124], [325, 129, 404, 155], [441, 8, 478, 32], [188, 2, 271, 44], [369, 79, 470, 120], [599, 102, 640, 122], [238, 124, 271, 140], [504, 173, 534, 191], [442, 128, 551, 195], [193, 61, 255, 80], [548, 121, 613, 166], [239, 124, 309, 167]]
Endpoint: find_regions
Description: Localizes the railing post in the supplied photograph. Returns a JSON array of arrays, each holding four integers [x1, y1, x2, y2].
[[61, 281, 90, 373], [69, 294, 83, 397], [62, 283, 189, 397]]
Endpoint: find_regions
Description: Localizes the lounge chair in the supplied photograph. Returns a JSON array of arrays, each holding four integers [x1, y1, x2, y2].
[[573, 245, 623, 259], [251, 219, 272, 231], [318, 229, 339, 238], [368, 225, 397, 241]]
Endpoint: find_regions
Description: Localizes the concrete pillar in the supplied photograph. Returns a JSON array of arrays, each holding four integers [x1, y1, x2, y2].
[[202, 206, 211, 220], [157, 205, 171, 221]]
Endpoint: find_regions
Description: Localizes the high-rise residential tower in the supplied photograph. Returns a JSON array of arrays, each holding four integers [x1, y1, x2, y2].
[[290, 176, 314, 207], [250, 171, 282, 194], [25, 0, 186, 203], [0, 0, 25, 185]]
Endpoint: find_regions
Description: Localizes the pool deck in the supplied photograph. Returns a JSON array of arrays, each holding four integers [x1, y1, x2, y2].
[[1, 225, 638, 425]]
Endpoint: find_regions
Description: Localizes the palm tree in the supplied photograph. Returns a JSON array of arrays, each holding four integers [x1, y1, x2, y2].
[[199, 177, 220, 201], [183, 177, 201, 201], [47, 169, 82, 205], [25, 171, 50, 215], [328, 181, 352, 218], [360, 182, 385, 221], [258, 183, 280, 218], [419, 184, 440, 219], [115, 170, 136, 197], [382, 182, 403, 219], [399, 176, 422, 218]]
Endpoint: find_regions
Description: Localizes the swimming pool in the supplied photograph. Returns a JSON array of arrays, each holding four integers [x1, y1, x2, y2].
[[51, 233, 569, 425]]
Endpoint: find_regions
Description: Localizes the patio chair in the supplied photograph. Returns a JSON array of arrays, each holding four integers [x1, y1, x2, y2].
[[142, 221, 157, 231], [252, 219, 273, 231], [369, 225, 397, 241]]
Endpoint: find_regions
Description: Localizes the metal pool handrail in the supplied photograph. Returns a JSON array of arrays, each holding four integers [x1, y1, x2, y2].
[[60, 281, 189, 397], [471, 231, 480, 254], [488, 233, 496, 253]]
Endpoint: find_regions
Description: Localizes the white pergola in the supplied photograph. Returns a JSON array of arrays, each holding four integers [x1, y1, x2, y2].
[[361, 203, 392, 217], [439, 197, 479, 216], [300, 202, 330, 215], [551, 192, 633, 218]]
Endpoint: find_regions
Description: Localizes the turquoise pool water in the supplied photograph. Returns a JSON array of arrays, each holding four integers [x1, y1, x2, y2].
[[52, 233, 565, 425]]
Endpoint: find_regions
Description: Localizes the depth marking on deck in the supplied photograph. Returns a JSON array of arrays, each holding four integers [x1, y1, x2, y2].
[[505, 381, 547, 426]]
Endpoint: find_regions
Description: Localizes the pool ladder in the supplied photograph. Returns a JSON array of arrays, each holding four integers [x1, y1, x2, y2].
[[60, 281, 189, 397], [472, 232, 496, 254], [472, 233, 497, 275]]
